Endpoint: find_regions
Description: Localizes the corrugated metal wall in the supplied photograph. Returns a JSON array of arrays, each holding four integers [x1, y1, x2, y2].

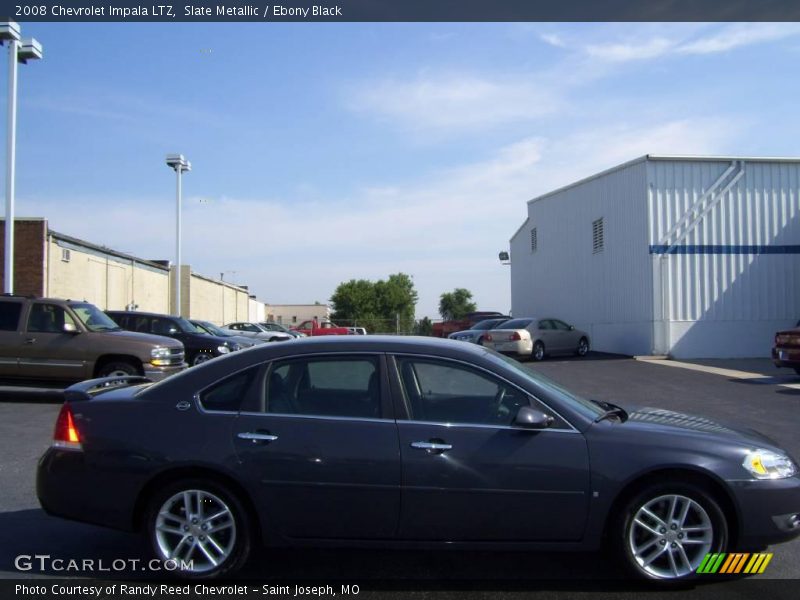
[[510, 159, 653, 356], [648, 159, 800, 357]]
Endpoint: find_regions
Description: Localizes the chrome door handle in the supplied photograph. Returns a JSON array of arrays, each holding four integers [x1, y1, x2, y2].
[[237, 432, 278, 443], [24, 338, 36, 344], [411, 441, 452, 451]]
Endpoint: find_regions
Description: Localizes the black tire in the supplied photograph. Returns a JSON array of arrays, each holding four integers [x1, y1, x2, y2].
[[614, 482, 728, 583], [576, 337, 589, 357], [476, 336, 484, 346], [192, 352, 214, 366], [97, 360, 140, 378], [144, 478, 252, 579], [531, 341, 545, 362], [794, 368, 800, 376]]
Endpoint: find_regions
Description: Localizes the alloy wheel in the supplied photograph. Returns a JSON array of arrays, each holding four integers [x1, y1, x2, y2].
[[193, 353, 213, 366], [628, 494, 713, 579], [154, 489, 237, 573]]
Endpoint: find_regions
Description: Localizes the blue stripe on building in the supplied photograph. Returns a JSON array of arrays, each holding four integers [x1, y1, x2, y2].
[[649, 245, 800, 255]]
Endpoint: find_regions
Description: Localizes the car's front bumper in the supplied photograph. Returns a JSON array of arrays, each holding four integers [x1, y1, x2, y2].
[[772, 347, 800, 370], [729, 476, 800, 548], [142, 363, 186, 382]]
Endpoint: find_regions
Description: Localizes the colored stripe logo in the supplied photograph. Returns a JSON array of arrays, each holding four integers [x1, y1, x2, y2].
[[696, 552, 773, 574]]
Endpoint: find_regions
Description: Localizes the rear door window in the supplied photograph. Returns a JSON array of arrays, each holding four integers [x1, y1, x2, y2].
[[26, 304, 77, 333], [0, 302, 22, 331]]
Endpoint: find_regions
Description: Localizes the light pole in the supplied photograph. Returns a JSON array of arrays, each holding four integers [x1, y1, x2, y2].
[[1, 21, 42, 294], [165, 154, 191, 316]]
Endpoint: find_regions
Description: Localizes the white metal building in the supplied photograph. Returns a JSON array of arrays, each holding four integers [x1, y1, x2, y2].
[[509, 156, 800, 358]]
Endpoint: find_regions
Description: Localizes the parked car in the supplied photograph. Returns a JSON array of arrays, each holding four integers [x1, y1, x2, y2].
[[773, 324, 800, 375], [0, 295, 185, 383], [431, 311, 509, 338], [38, 336, 800, 581], [224, 322, 294, 342], [258, 321, 306, 339], [291, 319, 351, 336], [483, 318, 590, 361], [347, 327, 368, 335], [107, 311, 240, 366], [190, 320, 263, 348], [448, 317, 510, 345]]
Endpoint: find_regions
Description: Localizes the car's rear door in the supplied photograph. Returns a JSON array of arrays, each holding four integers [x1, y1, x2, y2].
[[232, 353, 401, 540], [391, 354, 591, 542]]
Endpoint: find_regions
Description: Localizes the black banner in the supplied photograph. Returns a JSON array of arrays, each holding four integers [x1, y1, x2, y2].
[[3, 0, 800, 23]]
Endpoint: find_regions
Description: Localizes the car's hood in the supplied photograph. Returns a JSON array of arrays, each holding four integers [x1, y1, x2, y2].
[[102, 329, 183, 349], [621, 405, 781, 449]]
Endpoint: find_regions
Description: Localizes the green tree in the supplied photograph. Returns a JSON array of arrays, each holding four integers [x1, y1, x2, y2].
[[439, 288, 477, 321], [330, 273, 418, 334], [415, 316, 433, 336]]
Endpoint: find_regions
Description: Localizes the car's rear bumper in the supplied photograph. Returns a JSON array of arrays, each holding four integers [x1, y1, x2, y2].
[[37, 447, 139, 532], [729, 476, 800, 548], [486, 340, 533, 356]]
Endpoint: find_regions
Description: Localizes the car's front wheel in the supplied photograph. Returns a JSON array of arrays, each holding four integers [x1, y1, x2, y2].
[[192, 352, 214, 366], [145, 479, 251, 579], [616, 482, 728, 582]]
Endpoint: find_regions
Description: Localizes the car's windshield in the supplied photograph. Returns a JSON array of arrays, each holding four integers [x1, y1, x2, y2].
[[175, 317, 205, 334], [482, 348, 604, 419], [195, 321, 228, 336], [499, 318, 533, 330], [72, 303, 121, 332]]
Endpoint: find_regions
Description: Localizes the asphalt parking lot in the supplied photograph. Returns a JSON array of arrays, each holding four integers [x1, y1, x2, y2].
[[0, 354, 798, 597]]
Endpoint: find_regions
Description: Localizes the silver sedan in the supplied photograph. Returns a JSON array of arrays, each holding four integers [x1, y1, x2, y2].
[[448, 317, 511, 345], [483, 317, 590, 361]]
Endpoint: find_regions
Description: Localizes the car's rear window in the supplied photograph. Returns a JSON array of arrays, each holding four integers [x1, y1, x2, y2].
[[499, 318, 532, 329], [0, 301, 22, 331]]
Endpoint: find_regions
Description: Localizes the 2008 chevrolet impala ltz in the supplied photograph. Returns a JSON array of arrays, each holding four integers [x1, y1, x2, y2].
[[37, 336, 800, 581]]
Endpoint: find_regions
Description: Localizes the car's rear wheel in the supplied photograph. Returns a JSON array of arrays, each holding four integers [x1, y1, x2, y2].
[[616, 482, 727, 582], [576, 337, 589, 357], [145, 479, 251, 579], [97, 360, 140, 378], [532, 341, 545, 361]]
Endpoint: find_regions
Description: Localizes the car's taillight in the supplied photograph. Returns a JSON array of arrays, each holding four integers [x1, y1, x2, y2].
[[511, 331, 522, 341], [53, 404, 82, 450], [484, 333, 492, 342]]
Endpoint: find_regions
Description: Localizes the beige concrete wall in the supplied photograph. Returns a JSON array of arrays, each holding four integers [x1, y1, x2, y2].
[[265, 304, 331, 326], [46, 237, 170, 312], [249, 298, 266, 322], [183, 268, 251, 325]]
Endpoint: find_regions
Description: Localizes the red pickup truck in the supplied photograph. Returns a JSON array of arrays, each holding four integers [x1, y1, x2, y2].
[[291, 320, 351, 337]]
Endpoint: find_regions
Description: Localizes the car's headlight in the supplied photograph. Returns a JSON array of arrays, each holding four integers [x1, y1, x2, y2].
[[150, 347, 173, 365], [217, 345, 231, 355], [742, 449, 797, 479]]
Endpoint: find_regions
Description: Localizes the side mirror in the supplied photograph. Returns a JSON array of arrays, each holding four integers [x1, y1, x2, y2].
[[63, 323, 80, 334], [168, 327, 179, 335], [514, 406, 554, 429]]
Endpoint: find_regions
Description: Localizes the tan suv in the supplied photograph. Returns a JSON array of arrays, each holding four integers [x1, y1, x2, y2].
[[0, 296, 186, 385]]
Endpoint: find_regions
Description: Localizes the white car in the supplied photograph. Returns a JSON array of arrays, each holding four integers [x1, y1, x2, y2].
[[483, 317, 590, 361], [223, 322, 294, 342]]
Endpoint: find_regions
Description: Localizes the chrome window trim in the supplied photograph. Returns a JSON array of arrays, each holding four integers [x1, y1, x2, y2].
[[237, 411, 393, 424], [391, 352, 579, 433], [397, 419, 581, 434]]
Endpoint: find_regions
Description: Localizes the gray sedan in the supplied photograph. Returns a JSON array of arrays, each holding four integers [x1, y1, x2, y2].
[[448, 317, 511, 345], [484, 317, 590, 361], [38, 336, 800, 582]]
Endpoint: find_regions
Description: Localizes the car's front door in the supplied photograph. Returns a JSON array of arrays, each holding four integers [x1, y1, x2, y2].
[[0, 300, 24, 377], [232, 353, 401, 540], [17, 302, 90, 381], [551, 319, 578, 353], [391, 355, 591, 542]]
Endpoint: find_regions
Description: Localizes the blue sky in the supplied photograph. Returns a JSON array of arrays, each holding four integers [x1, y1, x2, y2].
[[6, 22, 800, 318]]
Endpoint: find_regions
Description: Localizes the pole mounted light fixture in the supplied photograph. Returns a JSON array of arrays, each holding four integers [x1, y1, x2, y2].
[[1, 20, 42, 295], [498, 251, 510, 265], [166, 154, 191, 316]]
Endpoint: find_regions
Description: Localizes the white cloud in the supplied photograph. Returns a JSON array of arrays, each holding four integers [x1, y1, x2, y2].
[[539, 33, 566, 48], [582, 23, 800, 63], [346, 73, 559, 133], [27, 117, 742, 319]]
